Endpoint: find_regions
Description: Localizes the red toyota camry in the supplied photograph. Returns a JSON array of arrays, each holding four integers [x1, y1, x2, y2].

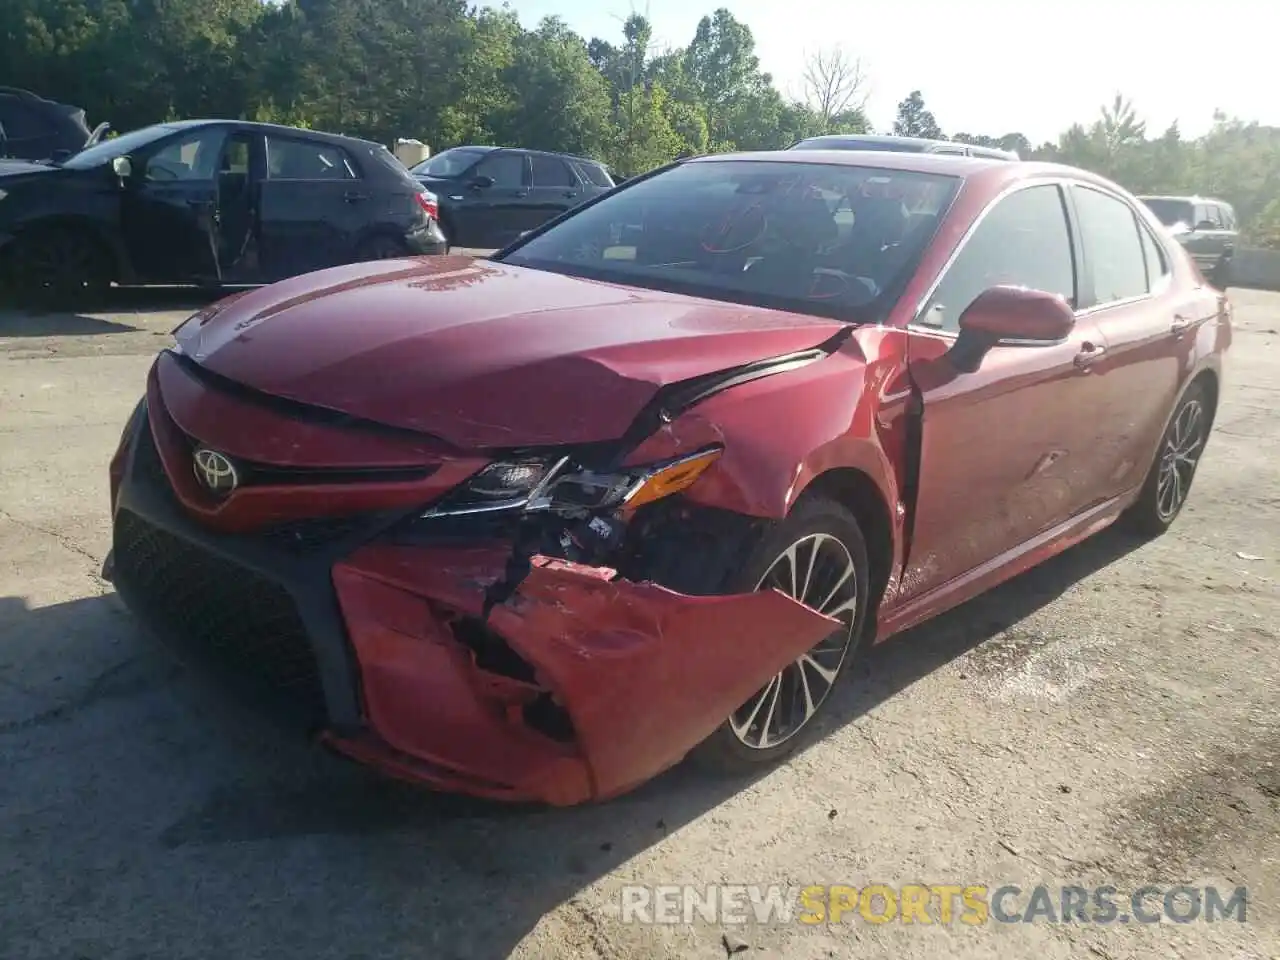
[[104, 150, 1231, 805]]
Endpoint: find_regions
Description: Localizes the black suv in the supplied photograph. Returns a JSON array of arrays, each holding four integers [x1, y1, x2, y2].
[[408, 146, 615, 248], [1137, 194, 1237, 287], [0, 87, 106, 162]]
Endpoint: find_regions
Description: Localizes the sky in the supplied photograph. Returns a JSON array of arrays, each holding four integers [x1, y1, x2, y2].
[[505, 0, 1275, 145]]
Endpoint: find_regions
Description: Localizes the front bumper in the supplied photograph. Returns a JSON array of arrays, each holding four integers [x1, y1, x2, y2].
[[108, 390, 839, 805]]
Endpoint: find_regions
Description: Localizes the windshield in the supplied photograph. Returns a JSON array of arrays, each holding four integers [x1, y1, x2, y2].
[[498, 159, 960, 323], [411, 147, 490, 178], [1140, 198, 1195, 228], [61, 124, 176, 169]]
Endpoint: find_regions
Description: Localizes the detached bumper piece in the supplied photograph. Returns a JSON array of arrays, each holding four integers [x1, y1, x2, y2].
[[111, 406, 841, 806]]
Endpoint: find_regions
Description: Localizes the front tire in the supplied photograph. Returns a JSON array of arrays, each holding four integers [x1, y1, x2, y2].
[[1123, 382, 1210, 536], [4, 226, 113, 307], [693, 497, 871, 773]]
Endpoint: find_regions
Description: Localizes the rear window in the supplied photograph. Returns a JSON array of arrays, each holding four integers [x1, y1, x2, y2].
[[576, 161, 614, 188], [500, 159, 959, 323], [1140, 198, 1195, 228]]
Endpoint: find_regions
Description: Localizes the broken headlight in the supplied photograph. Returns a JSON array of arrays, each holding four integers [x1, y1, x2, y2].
[[420, 446, 723, 519]]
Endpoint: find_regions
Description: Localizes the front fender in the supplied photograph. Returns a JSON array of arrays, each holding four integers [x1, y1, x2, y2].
[[623, 328, 906, 521]]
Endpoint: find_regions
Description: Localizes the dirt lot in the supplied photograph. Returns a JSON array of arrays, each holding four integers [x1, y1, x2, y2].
[[1, 283, 1277, 960]]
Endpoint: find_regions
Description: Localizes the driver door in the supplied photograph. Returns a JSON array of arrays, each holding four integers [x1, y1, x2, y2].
[[900, 181, 1113, 602], [120, 126, 227, 283]]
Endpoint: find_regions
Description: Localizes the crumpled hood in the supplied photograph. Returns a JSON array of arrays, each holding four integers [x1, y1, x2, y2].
[[175, 256, 847, 449]]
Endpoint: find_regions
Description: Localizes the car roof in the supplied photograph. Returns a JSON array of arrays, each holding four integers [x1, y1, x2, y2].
[[447, 144, 608, 166], [1137, 193, 1232, 207], [792, 133, 1017, 158], [687, 149, 1123, 195], [156, 118, 385, 149]]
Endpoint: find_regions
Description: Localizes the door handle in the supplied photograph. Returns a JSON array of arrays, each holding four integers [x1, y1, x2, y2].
[[1073, 341, 1107, 369], [564, 191, 578, 198], [343, 191, 369, 202], [1170, 315, 1197, 335], [514, 191, 530, 198]]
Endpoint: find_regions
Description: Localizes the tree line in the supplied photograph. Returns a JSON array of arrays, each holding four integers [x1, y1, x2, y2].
[[4, 0, 1278, 246]]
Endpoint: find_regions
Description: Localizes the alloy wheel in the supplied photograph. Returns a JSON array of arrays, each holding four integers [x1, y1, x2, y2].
[[1156, 399, 1205, 521], [729, 533, 859, 750]]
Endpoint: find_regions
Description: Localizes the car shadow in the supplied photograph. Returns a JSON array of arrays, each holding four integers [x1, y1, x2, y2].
[[0, 527, 1146, 958], [0, 286, 228, 337]]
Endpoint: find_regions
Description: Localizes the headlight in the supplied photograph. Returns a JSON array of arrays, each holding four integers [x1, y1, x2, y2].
[[420, 446, 723, 519]]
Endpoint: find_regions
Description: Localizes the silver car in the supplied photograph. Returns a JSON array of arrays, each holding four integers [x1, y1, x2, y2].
[[1137, 194, 1237, 287]]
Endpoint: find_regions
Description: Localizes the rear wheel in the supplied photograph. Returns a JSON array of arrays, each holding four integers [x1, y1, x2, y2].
[[1212, 256, 1232, 289], [355, 234, 410, 262], [1123, 382, 1210, 536], [693, 497, 870, 772], [4, 226, 113, 306]]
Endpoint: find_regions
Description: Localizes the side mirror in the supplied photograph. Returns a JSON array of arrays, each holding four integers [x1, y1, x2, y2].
[[948, 285, 1075, 374], [1194, 219, 1216, 231], [470, 174, 494, 190], [111, 156, 133, 179]]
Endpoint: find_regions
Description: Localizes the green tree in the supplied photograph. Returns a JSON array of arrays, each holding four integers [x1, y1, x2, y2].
[[892, 90, 943, 139]]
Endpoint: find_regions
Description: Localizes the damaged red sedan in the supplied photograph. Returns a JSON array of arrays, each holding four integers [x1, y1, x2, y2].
[[103, 150, 1231, 805]]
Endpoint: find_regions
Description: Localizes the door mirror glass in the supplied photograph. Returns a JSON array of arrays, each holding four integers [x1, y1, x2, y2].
[[470, 174, 494, 190], [949, 285, 1075, 373], [111, 155, 133, 179]]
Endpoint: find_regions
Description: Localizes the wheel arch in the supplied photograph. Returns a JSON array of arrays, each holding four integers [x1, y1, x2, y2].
[[9, 214, 128, 282], [793, 466, 895, 616]]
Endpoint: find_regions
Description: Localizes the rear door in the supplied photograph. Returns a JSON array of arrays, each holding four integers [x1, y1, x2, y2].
[[527, 153, 583, 227], [1066, 183, 1210, 496], [120, 125, 226, 282], [902, 181, 1114, 601], [257, 133, 366, 279]]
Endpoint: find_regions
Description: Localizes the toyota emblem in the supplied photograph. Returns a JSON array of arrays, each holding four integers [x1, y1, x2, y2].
[[193, 447, 239, 495]]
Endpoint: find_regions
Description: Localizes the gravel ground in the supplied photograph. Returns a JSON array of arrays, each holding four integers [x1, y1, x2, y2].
[[0, 282, 1277, 960]]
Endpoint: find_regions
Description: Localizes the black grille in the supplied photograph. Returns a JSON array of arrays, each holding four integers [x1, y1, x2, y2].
[[113, 510, 327, 723], [260, 515, 370, 553]]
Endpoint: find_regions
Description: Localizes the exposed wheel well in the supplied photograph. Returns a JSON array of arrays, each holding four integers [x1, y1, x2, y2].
[[1189, 369, 1219, 428], [798, 469, 894, 613]]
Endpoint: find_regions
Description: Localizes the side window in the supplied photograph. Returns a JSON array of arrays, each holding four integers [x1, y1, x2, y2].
[[0, 102, 53, 140], [919, 184, 1075, 331], [1193, 204, 1211, 228], [266, 137, 355, 179], [1073, 186, 1149, 304], [474, 151, 527, 188], [144, 128, 227, 181], [577, 161, 614, 188], [530, 154, 576, 187], [1139, 223, 1170, 289]]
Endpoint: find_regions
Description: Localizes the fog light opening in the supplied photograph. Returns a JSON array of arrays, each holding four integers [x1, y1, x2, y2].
[[523, 693, 576, 743], [449, 615, 537, 684]]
